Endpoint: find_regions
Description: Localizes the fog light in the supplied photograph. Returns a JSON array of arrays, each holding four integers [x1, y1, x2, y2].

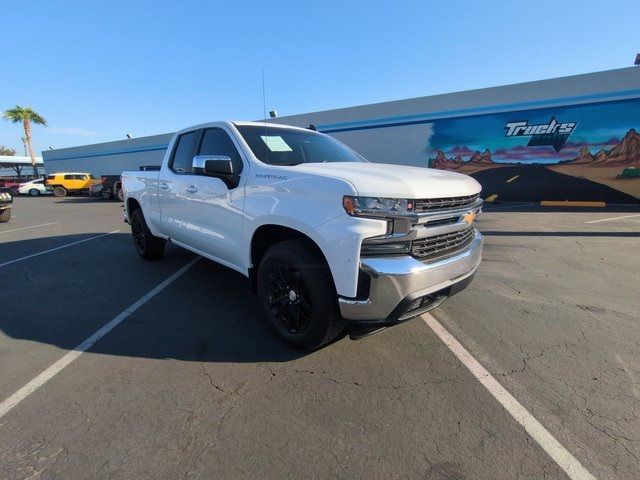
[[360, 241, 411, 256], [406, 298, 422, 311]]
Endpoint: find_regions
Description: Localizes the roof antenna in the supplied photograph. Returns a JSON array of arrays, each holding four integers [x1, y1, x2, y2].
[[262, 66, 267, 121], [262, 66, 269, 164]]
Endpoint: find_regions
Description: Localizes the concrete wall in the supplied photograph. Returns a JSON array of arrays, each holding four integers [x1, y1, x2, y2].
[[42, 133, 172, 177]]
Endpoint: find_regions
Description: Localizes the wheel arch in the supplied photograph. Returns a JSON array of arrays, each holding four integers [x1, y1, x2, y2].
[[126, 197, 142, 220], [249, 224, 333, 293]]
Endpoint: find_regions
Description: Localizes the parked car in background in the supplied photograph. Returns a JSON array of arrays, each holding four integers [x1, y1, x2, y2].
[[98, 168, 159, 201], [0, 188, 13, 222], [99, 175, 124, 201], [44, 172, 99, 197], [18, 179, 52, 196], [0, 179, 21, 196]]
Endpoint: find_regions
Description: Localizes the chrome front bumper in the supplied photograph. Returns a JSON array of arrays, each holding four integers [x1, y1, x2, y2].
[[339, 230, 483, 324]]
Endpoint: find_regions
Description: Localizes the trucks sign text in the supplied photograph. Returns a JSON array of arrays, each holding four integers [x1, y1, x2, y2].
[[504, 117, 577, 152]]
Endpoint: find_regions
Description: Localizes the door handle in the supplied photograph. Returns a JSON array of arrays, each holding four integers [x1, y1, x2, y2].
[[158, 182, 169, 190], [185, 185, 198, 193]]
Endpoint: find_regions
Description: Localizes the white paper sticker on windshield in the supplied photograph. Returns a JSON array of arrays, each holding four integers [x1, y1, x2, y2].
[[260, 135, 293, 152]]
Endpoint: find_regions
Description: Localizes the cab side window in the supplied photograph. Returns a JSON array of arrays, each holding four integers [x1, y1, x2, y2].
[[64, 174, 74, 180], [170, 131, 198, 173], [198, 128, 243, 174]]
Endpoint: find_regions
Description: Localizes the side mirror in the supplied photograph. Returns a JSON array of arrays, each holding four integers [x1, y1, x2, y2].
[[192, 155, 239, 189], [192, 155, 233, 175]]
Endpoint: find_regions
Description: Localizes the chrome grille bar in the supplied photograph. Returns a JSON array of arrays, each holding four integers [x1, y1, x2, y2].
[[411, 226, 476, 260], [412, 194, 480, 213]]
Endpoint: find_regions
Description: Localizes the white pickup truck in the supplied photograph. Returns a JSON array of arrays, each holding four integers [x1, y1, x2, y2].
[[122, 121, 483, 349]]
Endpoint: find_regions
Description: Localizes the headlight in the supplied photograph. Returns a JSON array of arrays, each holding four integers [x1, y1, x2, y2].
[[343, 196, 413, 217]]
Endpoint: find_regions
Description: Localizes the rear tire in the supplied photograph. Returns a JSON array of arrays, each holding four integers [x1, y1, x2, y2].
[[29, 189, 40, 196], [53, 186, 67, 197], [0, 208, 11, 223], [117, 187, 124, 201], [257, 239, 344, 350], [130, 208, 166, 260]]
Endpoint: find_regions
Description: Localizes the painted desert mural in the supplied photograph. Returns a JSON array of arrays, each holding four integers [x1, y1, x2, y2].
[[427, 97, 640, 203]]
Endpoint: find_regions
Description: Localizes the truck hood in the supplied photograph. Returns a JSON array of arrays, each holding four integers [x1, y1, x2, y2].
[[288, 162, 481, 198]]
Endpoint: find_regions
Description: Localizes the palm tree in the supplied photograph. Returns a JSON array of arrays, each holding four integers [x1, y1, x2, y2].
[[3, 106, 47, 177]]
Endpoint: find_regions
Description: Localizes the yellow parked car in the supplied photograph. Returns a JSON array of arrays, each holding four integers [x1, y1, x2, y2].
[[44, 172, 99, 197]]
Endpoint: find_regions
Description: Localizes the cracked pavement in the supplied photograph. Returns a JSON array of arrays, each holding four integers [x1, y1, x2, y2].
[[0, 197, 639, 479]]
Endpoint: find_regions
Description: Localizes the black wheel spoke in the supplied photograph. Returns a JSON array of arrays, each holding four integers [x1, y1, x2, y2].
[[299, 297, 312, 314], [269, 296, 288, 316], [290, 307, 300, 333], [265, 262, 313, 335], [267, 273, 287, 290]]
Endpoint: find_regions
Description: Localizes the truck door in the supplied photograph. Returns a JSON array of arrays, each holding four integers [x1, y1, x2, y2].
[[180, 127, 246, 271], [157, 130, 199, 242]]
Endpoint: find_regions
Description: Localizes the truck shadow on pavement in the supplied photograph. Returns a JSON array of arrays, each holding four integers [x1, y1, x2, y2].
[[0, 233, 307, 364]]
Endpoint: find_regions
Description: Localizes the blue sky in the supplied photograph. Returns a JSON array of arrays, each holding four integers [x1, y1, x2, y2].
[[1, 0, 639, 155]]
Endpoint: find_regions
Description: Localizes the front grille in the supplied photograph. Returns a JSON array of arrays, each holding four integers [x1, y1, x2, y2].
[[411, 226, 475, 260], [412, 194, 479, 213]]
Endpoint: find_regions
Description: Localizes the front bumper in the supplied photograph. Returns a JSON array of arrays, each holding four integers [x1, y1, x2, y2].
[[339, 230, 483, 326]]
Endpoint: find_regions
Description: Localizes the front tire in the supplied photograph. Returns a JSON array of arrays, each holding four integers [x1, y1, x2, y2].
[[117, 187, 124, 202], [29, 189, 40, 196], [257, 239, 344, 350], [0, 208, 11, 223], [130, 208, 166, 260]]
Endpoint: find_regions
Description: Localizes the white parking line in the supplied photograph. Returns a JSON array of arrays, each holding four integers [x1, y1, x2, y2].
[[0, 222, 60, 234], [584, 213, 640, 224], [0, 230, 120, 268], [422, 313, 596, 480], [0, 257, 200, 420]]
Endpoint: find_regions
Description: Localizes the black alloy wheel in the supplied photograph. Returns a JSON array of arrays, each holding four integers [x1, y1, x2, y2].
[[265, 263, 313, 335], [257, 239, 344, 350], [131, 211, 146, 254], [130, 208, 165, 260]]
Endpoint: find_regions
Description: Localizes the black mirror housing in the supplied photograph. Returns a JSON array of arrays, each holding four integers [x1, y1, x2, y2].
[[192, 155, 239, 189], [204, 159, 233, 175]]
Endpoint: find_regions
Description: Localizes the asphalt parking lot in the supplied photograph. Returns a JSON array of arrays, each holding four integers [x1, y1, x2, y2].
[[1, 196, 639, 479]]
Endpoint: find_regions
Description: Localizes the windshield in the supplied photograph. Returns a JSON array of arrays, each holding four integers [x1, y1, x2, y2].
[[235, 125, 366, 166]]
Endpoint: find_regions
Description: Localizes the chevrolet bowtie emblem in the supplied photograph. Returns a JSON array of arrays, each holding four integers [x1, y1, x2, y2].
[[462, 211, 477, 225]]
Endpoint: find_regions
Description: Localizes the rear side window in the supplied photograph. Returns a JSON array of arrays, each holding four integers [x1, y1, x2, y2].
[[64, 174, 74, 180], [170, 131, 198, 173], [198, 128, 243, 173]]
